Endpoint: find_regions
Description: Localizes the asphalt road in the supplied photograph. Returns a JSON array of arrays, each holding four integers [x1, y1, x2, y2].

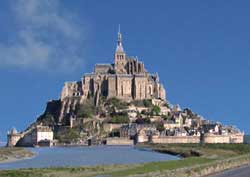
[[210, 165, 250, 177]]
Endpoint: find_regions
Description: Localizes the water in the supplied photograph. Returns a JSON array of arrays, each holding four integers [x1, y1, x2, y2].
[[0, 142, 5, 147], [0, 146, 179, 169], [244, 135, 250, 144]]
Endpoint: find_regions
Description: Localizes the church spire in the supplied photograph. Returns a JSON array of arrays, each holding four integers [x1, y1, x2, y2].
[[116, 24, 124, 53]]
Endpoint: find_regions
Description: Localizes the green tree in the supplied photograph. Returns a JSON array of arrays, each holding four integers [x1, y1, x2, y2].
[[77, 101, 95, 118], [37, 113, 55, 126], [55, 128, 80, 143], [143, 99, 153, 107], [156, 121, 165, 132], [106, 97, 128, 110], [151, 105, 161, 116], [109, 112, 129, 124]]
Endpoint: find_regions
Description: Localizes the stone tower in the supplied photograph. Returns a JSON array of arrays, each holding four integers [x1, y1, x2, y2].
[[114, 26, 127, 74]]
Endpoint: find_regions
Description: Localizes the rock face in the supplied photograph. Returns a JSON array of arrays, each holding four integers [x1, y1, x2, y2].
[[58, 30, 166, 123]]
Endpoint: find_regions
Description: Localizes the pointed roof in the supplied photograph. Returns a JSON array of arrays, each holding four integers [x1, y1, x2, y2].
[[116, 25, 124, 53]]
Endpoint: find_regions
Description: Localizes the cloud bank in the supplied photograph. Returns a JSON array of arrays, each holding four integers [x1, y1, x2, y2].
[[0, 0, 85, 72]]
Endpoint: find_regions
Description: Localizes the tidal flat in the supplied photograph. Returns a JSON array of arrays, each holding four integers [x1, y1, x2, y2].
[[0, 147, 35, 164]]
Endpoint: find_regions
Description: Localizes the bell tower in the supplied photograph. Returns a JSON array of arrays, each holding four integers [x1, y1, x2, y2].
[[114, 25, 126, 74]]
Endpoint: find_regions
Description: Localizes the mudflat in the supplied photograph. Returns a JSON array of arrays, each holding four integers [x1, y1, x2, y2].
[[0, 147, 34, 163]]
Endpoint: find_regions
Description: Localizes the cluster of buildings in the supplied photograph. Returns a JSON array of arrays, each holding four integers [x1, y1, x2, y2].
[[7, 29, 244, 147], [103, 102, 243, 145], [7, 125, 54, 147]]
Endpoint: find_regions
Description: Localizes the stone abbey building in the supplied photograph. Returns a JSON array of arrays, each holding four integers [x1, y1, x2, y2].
[[59, 30, 166, 122], [7, 29, 244, 147]]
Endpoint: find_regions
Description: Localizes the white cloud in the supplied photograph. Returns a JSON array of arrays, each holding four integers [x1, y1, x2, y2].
[[0, 0, 85, 72]]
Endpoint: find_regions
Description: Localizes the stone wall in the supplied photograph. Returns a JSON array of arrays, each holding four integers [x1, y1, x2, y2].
[[202, 134, 244, 144], [106, 137, 134, 145], [103, 123, 127, 132], [230, 133, 244, 143], [203, 134, 230, 143], [108, 76, 117, 98], [152, 136, 200, 144], [94, 64, 112, 74], [117, 75, 133, 100], [7, 134, 22, 147]]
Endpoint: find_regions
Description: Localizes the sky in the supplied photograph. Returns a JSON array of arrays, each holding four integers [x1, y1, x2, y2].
[[0, 0, 250, 141]]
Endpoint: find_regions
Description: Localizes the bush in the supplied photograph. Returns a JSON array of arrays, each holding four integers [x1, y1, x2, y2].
[[131, 100, 144, 107], [109, 112, 129, 124], [131, 99, 153, 108], [143, 99, 153, 107], [37, 113, 55, 126], [55, 128, 80, 143], [77, 100, 95, 118], [106, 97, 128, 110], [156, 121, 165, 132], [151, 105, 161, 116]]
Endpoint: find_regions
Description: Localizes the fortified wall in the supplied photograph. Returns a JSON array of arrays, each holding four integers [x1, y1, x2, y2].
[[151, 133, 244, 144], [151, 135, 200, 144]]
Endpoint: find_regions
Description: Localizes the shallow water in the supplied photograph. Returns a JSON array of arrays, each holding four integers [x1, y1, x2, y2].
[[0, 142, 5, 147], [0, 146, 179, 169]]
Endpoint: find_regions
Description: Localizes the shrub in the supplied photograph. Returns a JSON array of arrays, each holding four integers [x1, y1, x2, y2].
[[55, 128, 80, 143], [77, 101, 95, 118], [131, 99, 153, 108], [109, 112, 129, 124], [131, 100, 144, 107], [151, 105, 161, 116], [156, 121, 165, 132], [106, 97, 128, 110], [37, 113, 55, 126], [143, 99, 153, 107]]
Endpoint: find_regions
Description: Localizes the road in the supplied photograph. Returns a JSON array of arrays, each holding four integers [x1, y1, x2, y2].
[[210, 165, 250, 177]]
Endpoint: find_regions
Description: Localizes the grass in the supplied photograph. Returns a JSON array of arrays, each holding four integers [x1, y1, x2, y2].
[[0, 144, 250, 177], [109, 157, 213, 177], [0, 147, 34, 163]]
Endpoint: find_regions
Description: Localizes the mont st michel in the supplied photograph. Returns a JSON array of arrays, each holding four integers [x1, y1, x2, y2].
[[7, 29, 244, 148], [1, 2, 250, 176]]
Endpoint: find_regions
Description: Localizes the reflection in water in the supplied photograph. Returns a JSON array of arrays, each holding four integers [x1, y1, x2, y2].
[[0, 146, 179, 169]]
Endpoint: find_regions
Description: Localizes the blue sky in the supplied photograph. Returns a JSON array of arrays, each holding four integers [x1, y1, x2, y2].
[[0, 0, 250, 141]]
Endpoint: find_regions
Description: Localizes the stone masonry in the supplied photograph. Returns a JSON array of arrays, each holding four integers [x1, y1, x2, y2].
[[59, 30, 166, 122]]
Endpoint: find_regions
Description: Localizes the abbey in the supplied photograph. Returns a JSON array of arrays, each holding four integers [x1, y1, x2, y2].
[[60, 30, 166, 111], [7, 29, 244, 147]]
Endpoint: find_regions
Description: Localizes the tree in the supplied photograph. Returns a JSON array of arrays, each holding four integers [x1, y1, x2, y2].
[[37, 113, 55, 126], [55, 128, 80, 143], [109, 112, 129, 124], [131, 99, 153, 108], [106, 97, 128, 111], [77, 101, 95, 118], [156, 121, 165, 132], [151, 105, 161, 116], [143, 99, 153, 107]]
